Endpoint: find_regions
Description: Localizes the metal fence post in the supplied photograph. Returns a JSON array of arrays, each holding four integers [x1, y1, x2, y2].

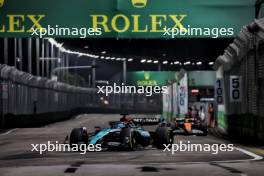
[[4, 38, 8, 65], [28, 38, 32, 74], [36, 38, 40, 76]]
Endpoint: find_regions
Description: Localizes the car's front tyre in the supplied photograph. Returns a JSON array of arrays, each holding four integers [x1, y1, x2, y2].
[[70, 128, 88, 145], [120, 128, 136, 150], [154, 126, 173, 149]]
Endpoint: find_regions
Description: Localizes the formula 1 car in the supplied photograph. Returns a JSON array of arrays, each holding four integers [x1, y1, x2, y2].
[[171, 115, 208, 136], [68, 114, 173, 150]]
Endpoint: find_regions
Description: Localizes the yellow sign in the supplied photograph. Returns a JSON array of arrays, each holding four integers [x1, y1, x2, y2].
[[0, 0, 5, 7], [144, 72, 150, 80], [131, 0, 148, 8], [137, 72, 157, 86], [90, 14, 187, 33]]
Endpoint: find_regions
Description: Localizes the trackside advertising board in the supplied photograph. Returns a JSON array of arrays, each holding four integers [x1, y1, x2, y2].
[[126, 71, 178, 86], [163, 72, 188, 120], [127, 71, 216, 87], [0, 0, 255, 38]]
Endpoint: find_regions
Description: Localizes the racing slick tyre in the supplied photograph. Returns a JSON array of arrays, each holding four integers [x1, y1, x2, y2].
[[70, 128, 88, 145], [169, 122, 176, 131], [120, 128, 136, 150], [201, 127, 208, 136], [154, 127, 173, 149], [197, 123, 208, 136]]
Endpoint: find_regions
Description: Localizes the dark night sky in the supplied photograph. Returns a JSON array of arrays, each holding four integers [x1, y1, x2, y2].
[[58, 38, 233, 81]]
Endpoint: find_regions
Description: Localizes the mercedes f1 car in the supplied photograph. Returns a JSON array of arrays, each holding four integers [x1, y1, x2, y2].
[[68, 114, 174, 150]]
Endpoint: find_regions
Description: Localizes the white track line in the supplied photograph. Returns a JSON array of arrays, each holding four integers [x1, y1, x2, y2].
[[148, 147, 263, 165], [234, 147, 263, 161], [0, 128, 17, 136], [240, 174, 248, 176]]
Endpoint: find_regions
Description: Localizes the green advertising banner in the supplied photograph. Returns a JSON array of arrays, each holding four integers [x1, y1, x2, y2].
[[163, 85, 173, 120], [127, 71, 217, 86], [188, 71, 216, 87], [127, 71, 177, 86], [0, 0, 256, 38]]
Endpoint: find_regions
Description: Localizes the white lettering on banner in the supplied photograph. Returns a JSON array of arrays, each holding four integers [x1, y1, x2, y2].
[[215, 79, 224, 104], [230, 76, 242, 102], [172, 83, 178, 116], [179, 86, 186, 106], [178, 73, 188, 114]]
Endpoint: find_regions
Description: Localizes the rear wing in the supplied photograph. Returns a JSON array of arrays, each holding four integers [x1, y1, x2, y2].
[[133, 117, 160, 125], [175, 117, 196, 124]]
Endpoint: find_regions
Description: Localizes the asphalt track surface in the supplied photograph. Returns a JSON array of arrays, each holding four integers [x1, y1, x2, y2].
[[0, 114, 263, 176]]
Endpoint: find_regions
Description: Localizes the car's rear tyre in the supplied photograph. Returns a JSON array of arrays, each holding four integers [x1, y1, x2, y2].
[[120, 128, 136, 150], [169, 122, 176, 130], [197, 123, 208, 136], [70, 128, 87, 145], [201, 127, 208, 136], [154, 127, 173, 149]]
